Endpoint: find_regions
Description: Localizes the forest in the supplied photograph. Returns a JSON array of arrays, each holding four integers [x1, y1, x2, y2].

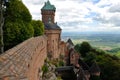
[[74, 42, 120, 80]]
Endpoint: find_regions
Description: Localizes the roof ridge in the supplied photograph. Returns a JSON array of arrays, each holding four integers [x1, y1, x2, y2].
[[67, 38, 74, 46]]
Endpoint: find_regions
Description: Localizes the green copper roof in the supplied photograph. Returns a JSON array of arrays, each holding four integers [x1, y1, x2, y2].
[[41, 0, 56, 10]]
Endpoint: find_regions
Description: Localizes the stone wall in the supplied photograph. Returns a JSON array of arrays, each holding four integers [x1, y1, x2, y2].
[[0, 36, 47, 80], [41, 10, 55, 24], [59, 41, 66, 56], [45, 30, 61, 58]]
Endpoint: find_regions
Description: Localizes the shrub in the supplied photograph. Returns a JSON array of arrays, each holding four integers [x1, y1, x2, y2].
[[42, 64, 48, 74]]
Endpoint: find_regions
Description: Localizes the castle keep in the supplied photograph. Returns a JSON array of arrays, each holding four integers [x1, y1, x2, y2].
[[41, 0, 62, 58]]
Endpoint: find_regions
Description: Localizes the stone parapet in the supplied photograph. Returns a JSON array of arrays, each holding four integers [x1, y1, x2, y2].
[[0, 35, 47, 80]]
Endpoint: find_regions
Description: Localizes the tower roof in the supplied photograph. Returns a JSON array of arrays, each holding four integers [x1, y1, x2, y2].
[[44, 23, 61, 30], [67, 38, 74, 46], [41, 0, 56, 11]]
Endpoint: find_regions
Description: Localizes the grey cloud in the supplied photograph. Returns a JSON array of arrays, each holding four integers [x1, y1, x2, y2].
[[109, 4, 120, 13], [93, 16, 108, 23], [59, 21, 85, 28], [93, 14, 120, 26], [22, 0, 45, 5], [110, 15, 120, 26], [58, 9, 72, 12], [32, 0, 45, 5]]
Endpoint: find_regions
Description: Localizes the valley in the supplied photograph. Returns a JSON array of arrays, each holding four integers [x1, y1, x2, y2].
[[62, 32, 120, 57]]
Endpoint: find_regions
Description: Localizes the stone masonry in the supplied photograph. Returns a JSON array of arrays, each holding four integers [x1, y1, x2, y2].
[[0, 1, 66, 80], [0, 36, 47, 80], [41, 1, 62, 58]]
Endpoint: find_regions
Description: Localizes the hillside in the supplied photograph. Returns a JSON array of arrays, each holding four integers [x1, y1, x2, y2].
[[106, 48, 120, 57], [74, 42, 120, 80]]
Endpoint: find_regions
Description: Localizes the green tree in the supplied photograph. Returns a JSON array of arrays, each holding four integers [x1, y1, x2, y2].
[[75, 42, 120, 80], [90, 75, 100, 80], [84, 52, 96, 66], [96, 54, 120, 80], [31, 20, 44, 36], [74, 44, 81, 53], [3, 0, 34, 50], [80, 42, 92, 57]]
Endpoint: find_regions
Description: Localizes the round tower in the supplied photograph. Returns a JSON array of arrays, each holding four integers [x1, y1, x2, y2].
[[41, 0, 56, 24], [41, 0, 61, 58]]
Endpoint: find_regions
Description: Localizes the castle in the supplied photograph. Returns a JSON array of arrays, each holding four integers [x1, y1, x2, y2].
[[40, 1, 101, 80], [0, 1, 65, 80], [41, 0, 64, 58], [0, 0, 100, 80]]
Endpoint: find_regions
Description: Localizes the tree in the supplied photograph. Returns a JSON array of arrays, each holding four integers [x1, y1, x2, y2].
[[84, 52, 96, 66], [3, 0, 34, 50], [75, 42, 120, 80], [80, 42, 92, 57], [90, 75, 100, 80], [96, 54, 120, 80], [31, 20, 44, 36], [74, 44, 81, 53]]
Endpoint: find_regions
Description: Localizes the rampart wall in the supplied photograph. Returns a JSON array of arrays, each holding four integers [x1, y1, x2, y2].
[[0, 36, 47, 80]]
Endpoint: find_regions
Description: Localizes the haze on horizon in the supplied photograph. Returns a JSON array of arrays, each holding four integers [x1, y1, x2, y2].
[[23, 0, 120, 33]]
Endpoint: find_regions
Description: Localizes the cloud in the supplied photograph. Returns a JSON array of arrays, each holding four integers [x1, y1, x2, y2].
[[110, 15, 120, 26], [22, 0, 120, 32], [109, 4, 120, 13]]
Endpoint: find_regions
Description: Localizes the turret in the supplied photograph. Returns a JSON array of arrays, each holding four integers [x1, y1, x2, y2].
[[41, 0, 56, 24], [41, 0, 61, 58]]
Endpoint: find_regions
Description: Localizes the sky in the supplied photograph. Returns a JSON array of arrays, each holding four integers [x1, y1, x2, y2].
[[22, 0, 120, 33]]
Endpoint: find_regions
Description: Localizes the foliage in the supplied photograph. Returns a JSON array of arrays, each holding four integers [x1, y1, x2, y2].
[[80, 42, 91, 56], [107, 48, 120, 53], [57, 76, 62, 80], [74, 44, 81, 53], [90, 75, 100, 80], [107, 48, 120, 58], [75, 42, 91, 57], [116, 52, 120, 57], [96, 54, 120, 80], [93, 48, 106, 55], [4, 0, 32, 23], [58, 60, 64, 67], [3, 0, 34, 50], [75, 41, 120, 80], [84, 52, 96, 66], [31, 20, 44, 36], [50, 58, 64, 67], [42, 64, 48, 74]]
